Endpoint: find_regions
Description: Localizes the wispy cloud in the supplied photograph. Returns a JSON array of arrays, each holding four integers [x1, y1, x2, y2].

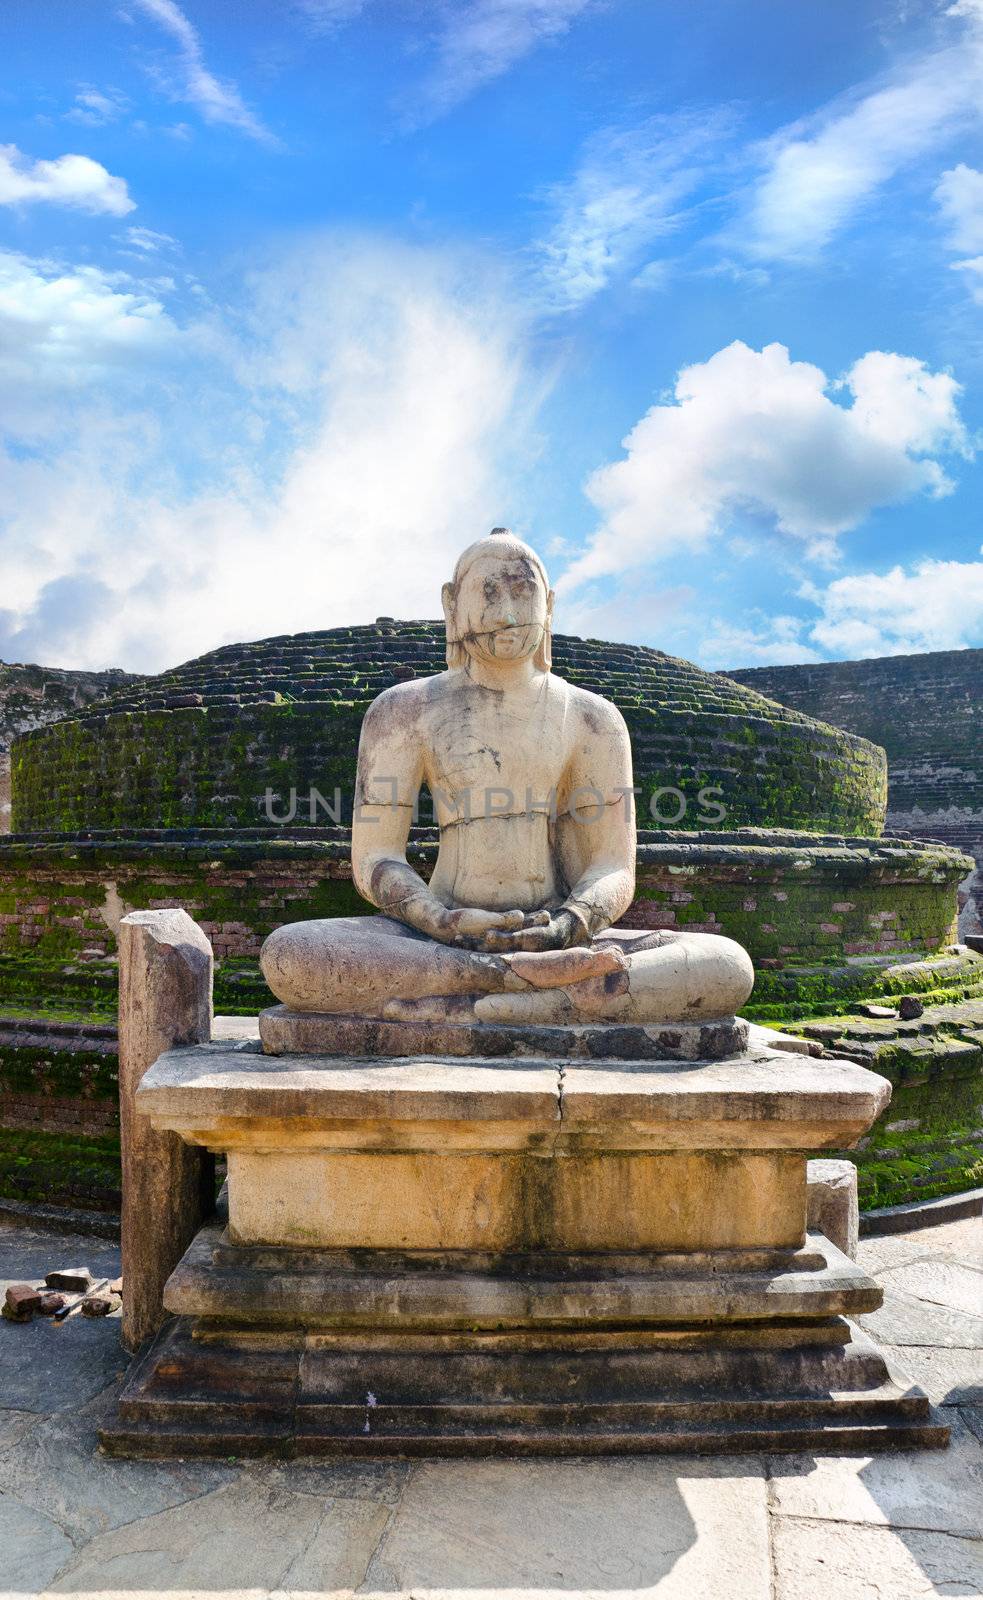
[[559, 341, 969, 592], [0, 251, 176, 388], [534, 111, 731, 311], [699, 614, 820, 670], [131, 0, 273, 143], [64, 85, 130, 126], [736, 0, 983, 261], [935, 161, 983, 302], [293, 0, 368, 30], [405, 0, 595, 125], [122, 225, 178, 255], [0, 144, 134, 216]]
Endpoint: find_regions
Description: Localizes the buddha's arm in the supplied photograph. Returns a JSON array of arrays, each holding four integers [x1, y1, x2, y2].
[[351, 690, 450, 937], [558, 695, 636, 939]]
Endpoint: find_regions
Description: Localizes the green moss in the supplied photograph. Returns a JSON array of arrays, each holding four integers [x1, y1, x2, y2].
[[0, 1126, 120, 1212]]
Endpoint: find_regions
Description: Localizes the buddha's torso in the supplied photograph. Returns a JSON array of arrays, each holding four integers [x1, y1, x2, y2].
[[422, 672, 573, 912]]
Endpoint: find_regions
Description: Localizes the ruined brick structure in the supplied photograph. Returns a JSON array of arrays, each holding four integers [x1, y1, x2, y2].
[[12, 623, 887, 835], [0, 660, 138, 834], [727, 649, 983, 937]]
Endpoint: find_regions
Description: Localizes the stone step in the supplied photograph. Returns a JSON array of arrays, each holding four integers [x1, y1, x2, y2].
[[100, 1317, 947, 1458]]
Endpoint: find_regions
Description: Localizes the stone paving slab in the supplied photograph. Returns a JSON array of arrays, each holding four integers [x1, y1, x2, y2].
[[0, 1408, 38, 1454], [856, 1215, 983, 1274], [0, 1211, 980, 1598], [0, 1490, 74, 1593], [45, 1476, 390, 1597], [859, 1288, 983, 1349], [878, 1343, 983, 1405], [0, 1382, 236, 1545], [878, 1258, 983, 1318], [771, 1516, 983, 1600], [766, 1411, 983, 1538], [359, 1458, 771, 1598]]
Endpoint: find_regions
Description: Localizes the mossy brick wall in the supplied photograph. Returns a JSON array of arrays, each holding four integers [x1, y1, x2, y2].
[[0, 659, 139, 834], [0, 828, 971, 1016], [11, 623, 887, 837], [0, 1019, 120, 1211], [728, 649, 983, 933]]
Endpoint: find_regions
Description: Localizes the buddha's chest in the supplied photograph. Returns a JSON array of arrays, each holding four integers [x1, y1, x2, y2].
[[425, 688, 568, 807]]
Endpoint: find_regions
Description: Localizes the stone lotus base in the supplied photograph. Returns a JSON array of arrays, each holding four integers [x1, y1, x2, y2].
[[259, 1004, 751, 1062], [100, 1038, 946, 1457]]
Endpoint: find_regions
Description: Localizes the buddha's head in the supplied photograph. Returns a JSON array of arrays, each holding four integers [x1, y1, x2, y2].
[[443, 528, 554, 671]]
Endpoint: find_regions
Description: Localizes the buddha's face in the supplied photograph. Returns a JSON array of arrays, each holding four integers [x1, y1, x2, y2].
[[453, 550, 551, 665]]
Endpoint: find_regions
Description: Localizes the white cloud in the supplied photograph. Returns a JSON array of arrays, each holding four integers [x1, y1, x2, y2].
[[0, 236, 541, 672], [406, 0, 594, 124], [534, 112, 730, 311], [560, 341, 968, 593], [0, 251, 176, 392], [0, 144, 134, 216], [64, 85, 129, 126], [951, 254, 983, 302], [934, 163, 983, 301], [935, 161, 983, 251], [738, 0, 983, 260], [807, 551, 983, 656], [131, 0, 272, 142], [558, 582, 696, 646]]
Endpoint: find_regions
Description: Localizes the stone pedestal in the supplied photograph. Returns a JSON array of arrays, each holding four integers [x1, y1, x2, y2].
[[101, 1038, 947, 1456]]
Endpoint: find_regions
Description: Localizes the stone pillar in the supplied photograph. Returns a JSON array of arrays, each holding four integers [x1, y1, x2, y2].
[[807, 1157, 860, 1260], [118, 909, 214, 1352]]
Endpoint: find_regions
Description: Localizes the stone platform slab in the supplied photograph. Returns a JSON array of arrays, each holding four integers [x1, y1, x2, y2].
[[164, 1212, 881, 1329], [137, 1039, 890, 1154], [259, 1006, 751, 1061], [134, 1040, 891, 1253]]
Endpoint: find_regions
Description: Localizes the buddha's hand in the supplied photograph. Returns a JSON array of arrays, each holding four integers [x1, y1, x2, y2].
[[437, 906, 550, 950], [481, 907, 583, 954]]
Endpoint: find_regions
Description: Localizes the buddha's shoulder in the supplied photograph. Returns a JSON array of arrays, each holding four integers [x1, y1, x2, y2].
[[363, 671, 454, 727], [555, 677, 630, 737]]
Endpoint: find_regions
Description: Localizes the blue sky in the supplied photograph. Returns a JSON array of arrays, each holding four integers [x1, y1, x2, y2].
[[1, 0, 982, 673]]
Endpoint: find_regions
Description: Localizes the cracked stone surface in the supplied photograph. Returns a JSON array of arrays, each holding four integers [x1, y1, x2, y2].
[[359, 1457, 770, 1597], [46, 1477, 391, 1595], [0, 1210, 979, 1597], [771, 1518, 983, 1599]]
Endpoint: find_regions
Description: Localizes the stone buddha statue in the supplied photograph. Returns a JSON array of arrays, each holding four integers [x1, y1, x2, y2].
[[260, 529, 754, 1036]]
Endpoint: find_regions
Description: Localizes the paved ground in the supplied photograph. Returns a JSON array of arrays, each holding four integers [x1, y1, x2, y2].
[[1, 1215, 980, 1599]]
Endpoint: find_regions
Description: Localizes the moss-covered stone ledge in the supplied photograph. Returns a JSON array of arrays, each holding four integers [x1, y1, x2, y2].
[[0, 827, 971, 1002], [779, 999, 983, 1209]]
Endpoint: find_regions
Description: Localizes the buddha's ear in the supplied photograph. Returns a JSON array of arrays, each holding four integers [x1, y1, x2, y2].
[[442, 581, 464, 669], [535, 588, 555, 672]]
